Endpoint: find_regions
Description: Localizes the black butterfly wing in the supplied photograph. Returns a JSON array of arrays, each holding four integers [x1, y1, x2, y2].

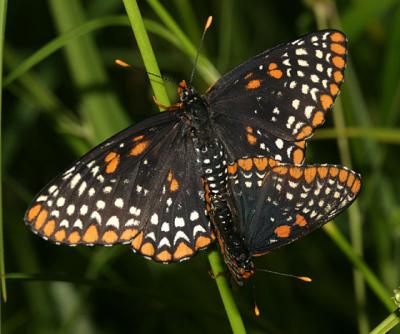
[[206, 30, 347, 164], [227, 158, 361, 255], [25, 110, 213, 263]]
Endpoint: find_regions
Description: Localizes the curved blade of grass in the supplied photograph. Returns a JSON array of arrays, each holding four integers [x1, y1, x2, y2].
[[172, 0, 201, 43], [143, 19, 219, 85], [0, 0, 8, 303], [3, 15, 129, 88], [124, 1, 245, 332], [146, 0, 220, 85], [324, 223, 394, 311]]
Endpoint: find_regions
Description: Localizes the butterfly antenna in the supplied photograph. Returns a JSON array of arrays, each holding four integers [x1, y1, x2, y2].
[[257, 268, 312, 283], [115, 59, 178, 85], [189, 16, 213, 84]]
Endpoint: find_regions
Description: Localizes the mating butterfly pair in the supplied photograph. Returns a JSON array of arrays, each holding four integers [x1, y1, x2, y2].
[[25, 30, 361, 284]]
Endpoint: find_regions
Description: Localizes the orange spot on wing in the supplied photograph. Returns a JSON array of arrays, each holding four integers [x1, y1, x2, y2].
[[195, 235, 211, 249], [106, 154, 120, 174], [330, 43, 346, 55], [68, 231, 81, 244], [330, 32, 345, 42], [141, 242, 155, 256], [329, 167, 339, 177], [273, 166, 288, 175], [157, 250, 172, 262], [270, 70, 283, 79], [244, 72, 253, 80], [104, 151, 117, 162], [295, 214, 307, 227], [289, 167, 303, 178], [347, 173, 355, 187], [339, 169, 349, 183], [54, 229, 66, 242], [317, 166, 328, 178], [43, 220, 56, 237], [173, 242, 194, 260], [296, 126, 313, 140], [83, 225, 99, 243], [351, 179, 361, 193], [120, 228, 138, 241], [268, 158, 278, 167], [227, 163, 237, 175], [296, 141, 306, 148], [27, 204, 41, 222], [332, 56, 345, 69], [35, 210, 48, 230], [102, 230, 118, 244], [275, 225, 291, 238], [330, 83, 339, 96], [320, 95, 333, 110], [132, 135, 144, 142], [246, 126, 253, 133], [170, 178, 179, 192], [304, 167, 317, 183], [312, 111, 325, 126], [238, 158, 253, 171], [247, 133, 257, 145], [333, 70, 343, 83], [268, 63, 283, 78], [293, 148, 304, 164], [131, 231, 143, 250], [130, 140, 150, 156], [268, 63, 278, 70], [253, 157, 268, 171], [246, 79, 261, 90]]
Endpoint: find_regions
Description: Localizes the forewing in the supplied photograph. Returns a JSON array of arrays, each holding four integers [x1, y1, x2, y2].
[[25, 111, 213, 262], [207, 30, 347, 164], [227, 158, 361, 255]]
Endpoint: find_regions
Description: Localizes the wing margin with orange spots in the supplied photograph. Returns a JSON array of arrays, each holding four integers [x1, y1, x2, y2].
[[227, 157, 361, 256]]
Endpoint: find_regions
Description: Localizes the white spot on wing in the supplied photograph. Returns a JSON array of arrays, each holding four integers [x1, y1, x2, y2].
[[174, 217, 185, 227], [106, 216, 119, 229]]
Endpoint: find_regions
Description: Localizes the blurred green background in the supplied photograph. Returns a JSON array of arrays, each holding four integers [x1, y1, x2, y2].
[[2, 0, 400, 333]]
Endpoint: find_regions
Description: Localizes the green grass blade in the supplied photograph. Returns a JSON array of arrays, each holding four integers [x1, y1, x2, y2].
[[324, 223, 394, 311], [341, 0, 399, 40], [315, 127, 400, 144], [146, 0, 220, 85], [369, 312, 400, 334], [208, 250, 246, 334], [3, 15, 129, 88], [143, 19, 220, 85], [48, 0, 129, 144], [0, 0, 8, 303], [308, 1, 372, 332], [122, 0, 170, 107]]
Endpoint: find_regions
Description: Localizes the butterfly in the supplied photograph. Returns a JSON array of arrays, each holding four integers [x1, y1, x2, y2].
[[25, 29, 360, 283]]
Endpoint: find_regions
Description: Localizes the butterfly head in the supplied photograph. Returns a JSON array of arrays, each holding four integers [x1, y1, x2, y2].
[[178, 80, 199, 104]]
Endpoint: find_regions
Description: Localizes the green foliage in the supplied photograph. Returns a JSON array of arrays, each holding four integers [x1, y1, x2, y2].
[[2, 0, 400, 333]]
